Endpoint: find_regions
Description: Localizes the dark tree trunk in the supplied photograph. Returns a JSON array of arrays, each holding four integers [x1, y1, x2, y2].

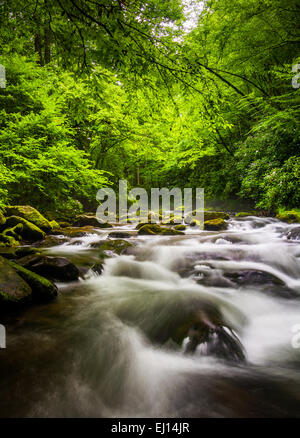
[[34, 32, 43, 65], [44, 28, 51, 64]]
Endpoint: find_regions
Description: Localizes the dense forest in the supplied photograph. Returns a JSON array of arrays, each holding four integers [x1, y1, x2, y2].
[[0, 0, 299, 219]]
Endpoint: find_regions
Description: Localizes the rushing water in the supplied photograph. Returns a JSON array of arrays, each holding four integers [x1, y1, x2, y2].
[[1, 216, 300, 418]]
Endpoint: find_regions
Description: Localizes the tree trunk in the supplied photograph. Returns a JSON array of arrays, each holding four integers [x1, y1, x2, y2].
[[34, 32, 43, 65], [44, 28, 51, 64]]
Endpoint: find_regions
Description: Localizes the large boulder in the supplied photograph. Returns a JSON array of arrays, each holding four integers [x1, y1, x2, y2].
[[5, 216, 45, 241], [7, 260, 58, 303], [115, 294, 245, 363], [204, 218, 228, 231], [16, 255, 79, 282], [4, 206, 52, 231], [74, 213, 112, 228], [0, 256, 32, 306]]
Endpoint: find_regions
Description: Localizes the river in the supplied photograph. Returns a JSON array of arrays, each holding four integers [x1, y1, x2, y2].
[[1, 216, 300, 417]]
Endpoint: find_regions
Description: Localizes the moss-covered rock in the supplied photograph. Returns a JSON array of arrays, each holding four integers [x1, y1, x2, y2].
[[204, 218, 228, 231], [109, 231, 133, 239], [49, 220, 60, 229], [138, 224, 165, 235], [0, 256, 32, 306], [0, 234, 20, 247], [276, 210, 300, 224], [138, 223, 184, 235], [204, 211, 230, 221], [2, 223, 23, 241], [4, 206, 52, 231], [16, 255, 79, 282], [174, 224, 187, 231], [135, 222, 153, 230], [161, 228, 184, 235], [235, 212, 256, 218], [74, 213, 112, 228], [58, 226, 95, 238], [34, 235, 69, 248], [58, 221, 71, 228], [91, 239, 133, 255], [185, 210, 229, 224], [0, 211, 6, 227], [5, 216, 45, 241], [7, 260, 58, 303]]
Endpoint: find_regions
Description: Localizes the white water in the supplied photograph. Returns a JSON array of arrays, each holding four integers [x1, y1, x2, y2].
[[1, 216, 300, 417]]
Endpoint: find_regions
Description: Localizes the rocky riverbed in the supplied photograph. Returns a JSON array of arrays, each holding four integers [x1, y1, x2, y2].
[[1, 206, 300, 417]]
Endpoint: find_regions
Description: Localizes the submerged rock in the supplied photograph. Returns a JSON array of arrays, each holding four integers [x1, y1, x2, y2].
[[4, 206, 52, 231], [7, 260, 58, 303], [114, 293, 246, 363], [0, 256, 32, 307], [286, 227, 300, 241], [225, 270, 283, 286], [204, 218, 227, 231], [224, 269, 297, 298], [184, 324, 246, 363], [16, 255, 79, 282]]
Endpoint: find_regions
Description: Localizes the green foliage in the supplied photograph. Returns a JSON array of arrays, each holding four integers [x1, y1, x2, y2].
[[0, 55, 110, 215], [0, 0, 299, 215]]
